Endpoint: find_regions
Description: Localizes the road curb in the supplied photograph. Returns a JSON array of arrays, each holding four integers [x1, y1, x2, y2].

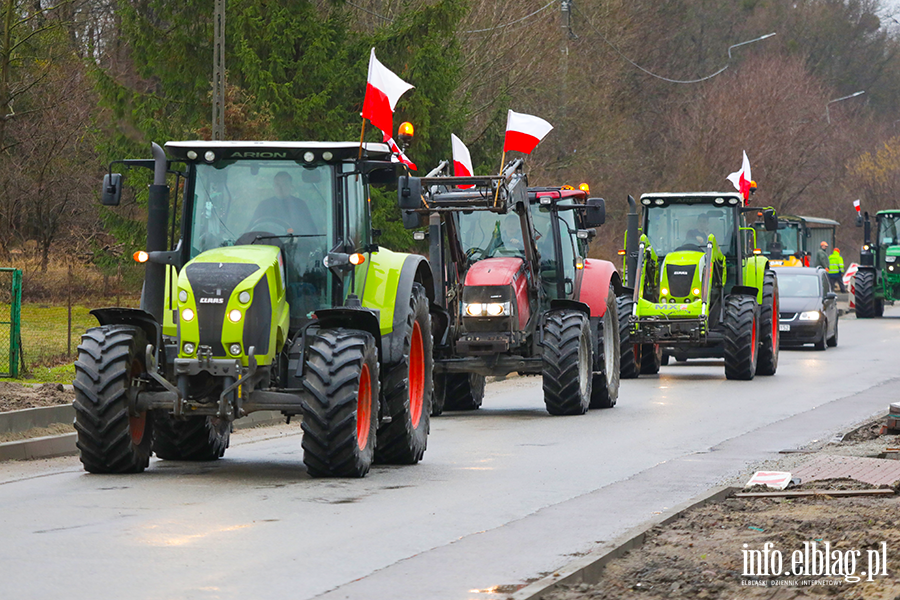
[[510, 484, 738, 600]]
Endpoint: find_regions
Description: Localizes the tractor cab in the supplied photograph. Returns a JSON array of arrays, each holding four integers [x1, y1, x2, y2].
[[855, 209, 900, 317], [752, 215, 839, 267]]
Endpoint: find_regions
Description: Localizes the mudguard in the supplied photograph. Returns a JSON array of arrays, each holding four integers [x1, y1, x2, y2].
[[575, 259, 621, 317], [90, 307, 162, 361], [313, 307, 382, 358], [742, 255, 769, 303], [362, 249, 434, 365]]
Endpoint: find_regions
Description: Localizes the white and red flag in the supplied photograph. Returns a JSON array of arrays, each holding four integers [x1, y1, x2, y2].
[[451, 134, 475, 189], [726, 150, 753, 201], [362, 48, 414, 136], [383, 132, 416, 171], [503, 109, 553, 154], [854, 199, 861, 213]]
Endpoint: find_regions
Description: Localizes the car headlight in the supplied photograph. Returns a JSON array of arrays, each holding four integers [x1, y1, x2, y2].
[[464, 301, 511, 317], [799, 311, 820, 321]]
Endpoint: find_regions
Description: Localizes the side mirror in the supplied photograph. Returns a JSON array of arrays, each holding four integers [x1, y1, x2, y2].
[[397, 176, 423, 210], [763, 208, 778, 232], [101, 173, 123, 206], [401, 210, 424, 230], [583, 198, 606, 228], [825, 291, 837, 300]]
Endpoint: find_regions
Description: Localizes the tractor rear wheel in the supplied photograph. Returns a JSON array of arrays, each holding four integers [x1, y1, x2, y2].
[[301, 328, 379, 478], [639, 344, 661, 375], [73, 326, 153, 473], [542, 309, 592, 415], [590, 286, 620, 409], [756, 269, 779, 376], [723, 295, 759, 381], [375, 283, 432, 465], [152, 413, 230, 461], [855, 270, 876, 318], [435, 373, 485, 411], [616, 296, 641, 379]]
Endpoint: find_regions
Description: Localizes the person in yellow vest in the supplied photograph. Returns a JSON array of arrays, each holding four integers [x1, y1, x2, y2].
[[828, 247, 846, 292]]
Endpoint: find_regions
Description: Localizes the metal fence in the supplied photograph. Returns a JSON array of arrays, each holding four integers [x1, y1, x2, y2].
[[0, 269, 23, 377]]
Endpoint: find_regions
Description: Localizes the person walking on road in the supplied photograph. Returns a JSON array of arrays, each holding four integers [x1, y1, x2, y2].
[[828, 247, 847, 292], [815, 241, 830, 272]]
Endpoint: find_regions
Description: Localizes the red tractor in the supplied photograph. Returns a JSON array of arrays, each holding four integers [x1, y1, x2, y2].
[[397, 161, 622, 415]]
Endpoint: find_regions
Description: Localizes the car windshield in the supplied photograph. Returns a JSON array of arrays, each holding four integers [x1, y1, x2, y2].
[[756, 223, 801, 255], [189, 161, 335, 320], [644, 202, 735, 256], [457, 210, 526, 260], [778, 273, 821, 298], [877, 214, 900, 245]]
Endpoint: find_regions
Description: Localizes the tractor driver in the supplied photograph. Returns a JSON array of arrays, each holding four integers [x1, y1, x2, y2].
[[251, 171, 317, 236], [498, 214, 525, 254], [685, 214, 710, 246]]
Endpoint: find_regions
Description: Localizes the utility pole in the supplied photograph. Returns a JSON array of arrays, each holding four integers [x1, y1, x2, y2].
[[558, 0, 571, 162], [212, 0, 225, 140]]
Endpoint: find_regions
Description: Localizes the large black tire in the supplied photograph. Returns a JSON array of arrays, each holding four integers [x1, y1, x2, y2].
[[73, 326, 153, 473], [542, 309, 592, 415], [876, 298, 885, 317], [639, 344, 661, 375], [590, 287, 621, 409], [301, 329, 379, 478], [375, 283, 432, 465], [854, 270, 876, 318], [827, 316, 839, 347], [616, 295, 641, 379], [756, 269, 779, 376], [723, 295, 759, 381], [435, 372, 485, 411], [152, 413, 231, 461]]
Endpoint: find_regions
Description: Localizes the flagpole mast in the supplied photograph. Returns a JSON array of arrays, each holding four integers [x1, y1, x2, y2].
[[494, 151, 506, 208], [358, 117, 367, 160]]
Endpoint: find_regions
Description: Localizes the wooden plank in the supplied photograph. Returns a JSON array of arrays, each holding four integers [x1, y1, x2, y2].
[[734, 489, 895, 498]]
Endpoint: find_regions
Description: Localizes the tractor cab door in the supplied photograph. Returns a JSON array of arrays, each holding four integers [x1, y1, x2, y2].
[[530, 200, 578, 300], [341, 163, 370, 299]]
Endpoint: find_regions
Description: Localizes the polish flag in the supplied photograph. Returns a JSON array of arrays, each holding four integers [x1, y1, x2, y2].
[[362, 48, 414, 136], [854, 199, 861, 213], [383, 132, 416, 171], [503, 109, 553, 154], [451, 134, 475, 189], [726, 151, 752, 201]]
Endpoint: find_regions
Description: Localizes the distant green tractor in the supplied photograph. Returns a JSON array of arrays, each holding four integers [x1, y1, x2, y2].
[[855, 209, 900, 318], [623, 192, 780, 380], [74, 141, 435, 477]]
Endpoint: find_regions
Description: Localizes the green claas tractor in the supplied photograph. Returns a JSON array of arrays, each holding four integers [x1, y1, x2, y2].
[[855, 209, 900, 317], [75, 141, 435, 477], [623, 192, 780, 380]]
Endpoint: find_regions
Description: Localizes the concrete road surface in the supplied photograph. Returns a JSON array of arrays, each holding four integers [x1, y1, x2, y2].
[[1, 309, 898, 600]]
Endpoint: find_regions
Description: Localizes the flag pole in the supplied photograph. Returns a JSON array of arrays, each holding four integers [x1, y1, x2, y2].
[[358, 117, 367, 160], [493, 151, 506, 208]]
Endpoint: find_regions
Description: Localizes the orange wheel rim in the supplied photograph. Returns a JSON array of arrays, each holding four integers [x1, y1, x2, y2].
[[409, 322, 425, 429], [772, 295, 779, 350], [752, 316, 758, 360], [357, 363, 372, 450]]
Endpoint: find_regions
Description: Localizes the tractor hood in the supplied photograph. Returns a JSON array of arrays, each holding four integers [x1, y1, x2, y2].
[[885, 245, 900, 258], [465, 257, 525, 287], [660, 250, 704, 301]]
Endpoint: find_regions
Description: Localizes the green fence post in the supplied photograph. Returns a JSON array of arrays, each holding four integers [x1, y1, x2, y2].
[[10, 269, 21, 378]]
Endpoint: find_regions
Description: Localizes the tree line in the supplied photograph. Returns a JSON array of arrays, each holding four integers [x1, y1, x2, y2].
[[2, 0, 900, 276]]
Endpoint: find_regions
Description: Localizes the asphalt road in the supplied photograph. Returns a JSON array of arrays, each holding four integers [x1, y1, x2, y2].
[[2, 309, 899, 600]]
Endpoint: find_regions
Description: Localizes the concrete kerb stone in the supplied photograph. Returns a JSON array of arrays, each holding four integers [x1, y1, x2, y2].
[[510, 485, 737, 600]]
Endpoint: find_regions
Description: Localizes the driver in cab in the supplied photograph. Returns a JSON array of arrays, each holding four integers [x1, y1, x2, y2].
[[251, 171, 317, 236], [685, 213, 710, 246]]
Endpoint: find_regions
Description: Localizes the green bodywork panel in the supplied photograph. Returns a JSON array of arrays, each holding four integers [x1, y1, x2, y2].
[[742, 255, 768, 304], [175, 245, 289, 367], [360, 248, 408, 336]]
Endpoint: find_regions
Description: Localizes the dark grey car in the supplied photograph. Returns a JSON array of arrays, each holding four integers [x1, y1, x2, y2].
[[773, 266, 838, 350]]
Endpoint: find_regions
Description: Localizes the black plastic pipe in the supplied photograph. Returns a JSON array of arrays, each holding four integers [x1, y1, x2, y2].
[[142, 142, 170, 323]]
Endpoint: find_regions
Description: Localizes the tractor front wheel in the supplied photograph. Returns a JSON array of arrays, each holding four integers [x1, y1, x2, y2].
[[590, 286, 621, 409], [152, 413, 231, 461], [616, 296, 641, 379], [723, 295, 759, 381], [639, 344, 661, 375], [73, 326, 153, 473], [375, 283, 433, 465], [301, 328, 379, 478], [435, 373, 485, 412], [854, 270, 877, 318], [756, 269, 779, 376], [542, 309, 592, 415]]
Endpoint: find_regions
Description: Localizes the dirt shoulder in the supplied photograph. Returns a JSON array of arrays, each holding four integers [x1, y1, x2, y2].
[[0, 382, 73, 412], [540, 418, 900, 600]]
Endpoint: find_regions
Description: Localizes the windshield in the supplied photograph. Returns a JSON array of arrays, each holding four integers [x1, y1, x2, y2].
[[756, 223, 801, 255], [457, 210, 526, 260], [877, 214, 900, 245], [190, 161, 335, 321], [778, 273, 821, 298], [644, 203, 735, 256]]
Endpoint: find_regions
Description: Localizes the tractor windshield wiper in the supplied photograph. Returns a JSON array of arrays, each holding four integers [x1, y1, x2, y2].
[[250, 233, 326, 242]]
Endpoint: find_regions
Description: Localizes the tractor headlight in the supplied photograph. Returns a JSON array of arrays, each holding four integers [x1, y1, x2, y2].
[[886, 256, 896, 263], [692, 288, 701, 296], [228, 309, 243, 323], [239, 290, 251, 303], [464, 302, 510, 317], [799, 311, 820, 321], [181, 308, 195, 322], [179, 290, 189, 302]]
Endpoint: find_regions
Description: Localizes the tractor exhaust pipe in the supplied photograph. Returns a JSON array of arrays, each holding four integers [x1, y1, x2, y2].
[[142, 142, 170, 324], [625, 195, 639, 289]]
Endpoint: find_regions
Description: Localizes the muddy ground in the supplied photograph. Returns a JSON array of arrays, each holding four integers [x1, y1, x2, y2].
[[541, 422, 900, 600], [0, 382, 73, 412]]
